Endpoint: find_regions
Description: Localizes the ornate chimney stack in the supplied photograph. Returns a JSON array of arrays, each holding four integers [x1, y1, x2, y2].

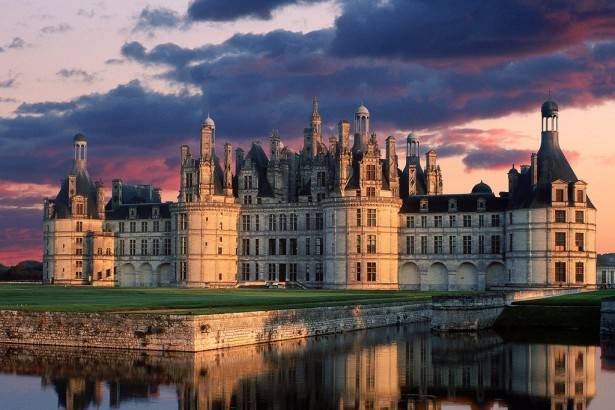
[[223, 142, 233, 197]]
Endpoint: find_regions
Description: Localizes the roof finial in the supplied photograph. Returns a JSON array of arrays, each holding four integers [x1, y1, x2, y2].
[[312, 96, 319, 114]]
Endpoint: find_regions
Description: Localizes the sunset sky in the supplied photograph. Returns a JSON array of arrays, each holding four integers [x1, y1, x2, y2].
[[1, 0, 615, 265]]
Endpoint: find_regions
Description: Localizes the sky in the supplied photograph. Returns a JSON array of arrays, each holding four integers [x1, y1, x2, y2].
[[1, 0, 615, 265]]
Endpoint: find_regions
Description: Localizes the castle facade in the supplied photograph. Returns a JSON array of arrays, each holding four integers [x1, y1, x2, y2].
[[42, 99, 596, 290]]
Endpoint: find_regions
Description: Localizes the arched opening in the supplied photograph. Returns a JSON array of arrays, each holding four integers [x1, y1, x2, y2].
[[399, 262, 420, 290], [428, 262, 448, 291], [486, 262, 507, 288], [457, 262, 479, 290], [120, 263, 135, 287], [139, 263, 153, 287], [157, 263, 172, 286]]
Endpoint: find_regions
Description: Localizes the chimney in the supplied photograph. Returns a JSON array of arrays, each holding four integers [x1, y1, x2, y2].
[[530, 153, 538, 187], [112, 179, 122, 209], [223, 143, 233, 196], [235, 148, 245, 175], [338, 120, 350, 150], [181, 145, 190, 163], [95, 181, 105, 219]]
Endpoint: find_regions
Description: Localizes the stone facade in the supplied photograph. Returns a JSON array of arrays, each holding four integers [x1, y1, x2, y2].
[[43, 99, 596, 289]]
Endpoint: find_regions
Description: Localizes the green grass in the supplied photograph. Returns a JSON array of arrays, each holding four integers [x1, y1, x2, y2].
[[0, 284, 464, 315], [515, 289, 615, 306]]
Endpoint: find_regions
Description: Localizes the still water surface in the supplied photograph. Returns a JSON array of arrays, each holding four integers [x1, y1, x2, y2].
[[1, 324, 614, 410]]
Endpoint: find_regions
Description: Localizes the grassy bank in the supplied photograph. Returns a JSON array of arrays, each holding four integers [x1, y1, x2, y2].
[[0, 284, 462, 315], [495, 290, 615, 332]]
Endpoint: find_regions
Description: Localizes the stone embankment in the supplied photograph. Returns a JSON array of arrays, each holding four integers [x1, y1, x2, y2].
[[601, 297, 615, 336], [431, 294, 507, 332]]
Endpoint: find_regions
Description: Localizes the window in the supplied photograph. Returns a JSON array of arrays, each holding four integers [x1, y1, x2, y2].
[[434, 236, 443, 254], [509, 233, 513, 251], [268, 214, 276, 231], [119, 222, 125, 233], [555, 189, 564, 202], [242, 238, 250, 256], [76, 221, 83, 232], [315, 263, 324, 281], [153, 221, 159, 232], [241, 263, 250, 281], [243, 175, 253, 190], [305, 213, 311, 230], [356, 235, 362, 253], [575, 211, 584, 223], [268, 264, 276, 281], [367, 209, 376, 227], [463, 215, 472, 227], [367, 187, 376, 197], [509, 212, 513, 224], [242, 215, 251, 231], [478, 215, 485, 227], [449, 215, 456, 227], [356, 209, 363, 227], [367, 235, 376, 254], [406, 236, 415, 255], [305, 264, 310, 281], [255, 238, 260, 256], [367, 262, 376, 282], [119, 240, 125, 256], [279, 238, 287, 255], [317, 171, 326, 186], [280, 214, 288, 231], [491, 214, 500, 227], [575, 262, 584, 283], [289, 264, 297, 281], [141, 221, 147, 232], [576, 189, 584, 203], [255, 215, 260, 231], [268, 238, 276, 255], [316, 213, 324, 230], [180, 237, 187, 255], [463, 236, 472, 254], [243, 195, 252, 205], [366, 164, 376, 180], [555, 262, 566, 282], [305, 238, 311, 255], [434, 215, 443, 227], [218, 246, 222, 255], [555, 232, 566, 251], [554, 210, 567, 223], [129, 239, 136, 256], [152, 239, 160, 256], [130, 221, 136, 232], [491, 235, 501, 254], [449, 236, 457, 254], [406, 216, 414, 228], [289, 213, 297, 230], [255, 263, 260, 280], [575, 232, 584, 251], [180, 214, 188, 230], [164, 238, 171, 256], [356, 262, 362, 281], [290, 238, 297, 255], [478, 235, 485, 254], [316, 237, 323, 255], [165, 221, 171, 232], [421, 215, 427, 228], [420, 236, 427, 254]]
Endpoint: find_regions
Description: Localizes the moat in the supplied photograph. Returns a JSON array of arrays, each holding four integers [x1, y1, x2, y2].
[[1, 323, 614, 410]]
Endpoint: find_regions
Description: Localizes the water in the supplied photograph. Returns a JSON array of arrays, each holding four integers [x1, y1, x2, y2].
[[1, 324, 614, 410]]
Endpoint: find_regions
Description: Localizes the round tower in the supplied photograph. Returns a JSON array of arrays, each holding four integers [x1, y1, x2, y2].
[[73, 133, 87, 170]]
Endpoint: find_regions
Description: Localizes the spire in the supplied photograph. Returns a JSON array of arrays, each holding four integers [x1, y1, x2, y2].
[[312, 96, 319, 115]]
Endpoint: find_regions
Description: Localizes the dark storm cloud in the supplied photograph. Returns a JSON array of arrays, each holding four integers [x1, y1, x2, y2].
[[133, 7, 185, 32], [331, 0, 615, 63], [187, 0, 326, 22]]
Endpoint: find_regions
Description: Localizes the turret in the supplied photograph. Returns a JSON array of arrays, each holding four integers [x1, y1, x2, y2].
[[95, 181, 105, 219], [270, 129, 281, 160], [508, 165, 519, 194], [200, 115, 215, 161], [353, 104, 370, 153], [72, 133, 87, 172]]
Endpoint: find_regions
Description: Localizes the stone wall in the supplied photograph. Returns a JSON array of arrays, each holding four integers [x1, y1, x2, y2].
[[0, 302, 431, 352], [601, 297, 615, 336], [431, 294, 507, 332]]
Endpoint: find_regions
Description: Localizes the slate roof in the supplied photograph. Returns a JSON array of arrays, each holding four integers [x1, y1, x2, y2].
[[106, 202, 171, 220], [245, 143, 274, 197], [53, 167, 99, 218], [399, 156, 427, 197], [401, 193, 507, 213]]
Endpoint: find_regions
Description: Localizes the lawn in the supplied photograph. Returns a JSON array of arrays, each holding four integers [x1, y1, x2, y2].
[[514, 289, 615, 306], [0, 284, 461, 315]]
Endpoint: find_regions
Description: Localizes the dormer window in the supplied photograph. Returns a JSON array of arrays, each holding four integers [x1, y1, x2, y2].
[[556, 189, 564, 202], [576, 189, 584, 203], [152, 207, 160, 219], [129, 207, 137, 219], [448, 199, 457, 212], [420, 199, 428, 212], [477, 198, 486, 211]]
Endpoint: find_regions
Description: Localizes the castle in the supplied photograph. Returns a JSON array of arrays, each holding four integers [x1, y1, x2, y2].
[[42, 99, 596, 290]]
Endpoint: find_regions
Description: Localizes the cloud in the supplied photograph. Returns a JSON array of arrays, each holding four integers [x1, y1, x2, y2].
[[40, 23, 72, 35], [6, 37, 27, 49], [187, 0, 327, 22], [0, 73, 18, 88], [0, 97, 17, 103], [0, 47, 4, 53], [56, 68, 97, 83], [133, 6, 186, 32], [105, 58, 124, 65], [77, 9, 96, 18]]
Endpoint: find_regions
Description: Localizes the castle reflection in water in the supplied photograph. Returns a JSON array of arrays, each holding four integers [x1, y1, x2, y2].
[[0, 324, 607, 410]]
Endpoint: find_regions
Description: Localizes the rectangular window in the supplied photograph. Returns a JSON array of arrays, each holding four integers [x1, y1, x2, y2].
[[555, 210, 566, 223], [242, 238, 250, 256], [289, 213, 297, 230], [280, 214, 288, 231], [449, 236, 457, 254], [305, 238, 311, 255], [434, 215, 442, 228], [555, 189, 564, 202], [576, 189, 584, 203], [305, 265, 310, 281], [356, 235, 362, 253], [478, 235, 485, 254], [255, 238, 260, 256], [289, 263, 297, 281], [279, 238, 287, 255], [491, 214, 500, 227], [406, 216, 415, 228], [119, 239, 125, 256], [575, 232, 584, 251], [255, 215, 260, 231], [290, 238, 297, 255], [421, 215, 427, 228], [152, 239, 160, 256], [316, 213, 324, 230], [268, 214, 276, 231], [141, 221, 148, 232], [366, 164, 376, 180], [479, 215, 484, 228], [164, 238, 171, 256], [575, 211, 584, 223], [255, 263, 260, 280], [555, 232, 566, 251], [509, 233, 513, 252], [434, 236, 443, 254], [129, 239, 136, 256], [367, 187, 376, 197], [153, 221, 159, 232], [420, 236, 427, 254], [268, 238, 276, 255], [76, 222, 83, 232], [241, 263, 250, 281], [406, 236, 415, 255], [242, 215, 251, 231], [180, 237, 187, 255], [555, 261, 566, 282], [575, 262, 584, 283], [449, 215, 456, 227], [316, 263, 323, 281], [356, 262, 362, 281], [118, 222, 125, 233], [305, 213, 311, 230], [356, 209, 362, 227], [180, 214, 188, 230], [165, 221, 171, 232], [316, 237, 323, 255], [491, 235, 501, 254], [367, 209, 376, 227], [268, 263, 276, 281], [367, 235, 376, 254], [463, 236, 472, 254], [367, 262, 376, 282], [463, 215, 472, 227]]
